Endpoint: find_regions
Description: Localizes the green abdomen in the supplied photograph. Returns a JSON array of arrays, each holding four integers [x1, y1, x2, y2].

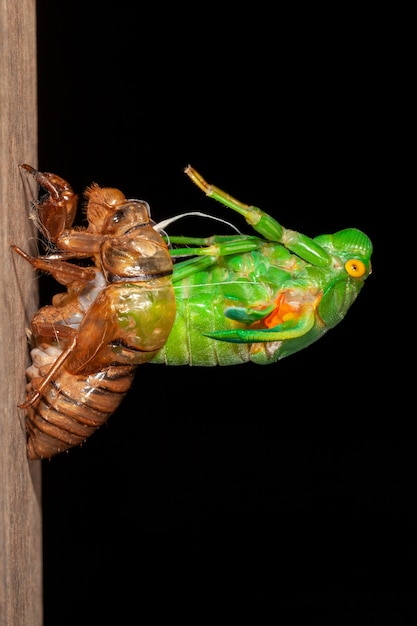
[[152, 283, 252, 366]]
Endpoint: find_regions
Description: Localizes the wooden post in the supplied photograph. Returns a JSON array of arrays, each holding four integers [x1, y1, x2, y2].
[[0, 1, 42, 624]]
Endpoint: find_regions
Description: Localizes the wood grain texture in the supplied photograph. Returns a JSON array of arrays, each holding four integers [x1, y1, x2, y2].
[[0, 0, 41, 624]]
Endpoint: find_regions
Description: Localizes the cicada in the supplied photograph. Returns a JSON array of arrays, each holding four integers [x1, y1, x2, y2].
[[14, 164, 372, 459], [13, 165, 176, 460], [151, 165, 373, 366]]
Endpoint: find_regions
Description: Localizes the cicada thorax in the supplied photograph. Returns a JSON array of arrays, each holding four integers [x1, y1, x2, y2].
[[16, 168, 175, 459]]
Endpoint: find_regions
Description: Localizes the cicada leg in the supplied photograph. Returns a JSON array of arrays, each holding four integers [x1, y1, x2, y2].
[[14, 246, 101, 409], [203, 304, 318, 343], [11, 245, 97, 286], [20, 163, 78, 242], [169, 235, 262, 282], [184, 165, 331, 268]]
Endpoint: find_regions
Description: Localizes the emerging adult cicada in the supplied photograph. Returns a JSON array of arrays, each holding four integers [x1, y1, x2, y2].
[[13, 165, 176, 460], [14, 164, 372, 459], [152, 166, 373, 366]]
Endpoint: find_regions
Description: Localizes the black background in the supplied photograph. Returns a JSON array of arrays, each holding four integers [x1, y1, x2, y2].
[[33, 2, 409, 623]]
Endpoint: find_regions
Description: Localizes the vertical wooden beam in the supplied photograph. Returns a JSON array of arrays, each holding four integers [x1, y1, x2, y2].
[[0, 0, 42, 624]]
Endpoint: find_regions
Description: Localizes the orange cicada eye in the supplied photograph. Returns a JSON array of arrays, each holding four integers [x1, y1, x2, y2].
[[345, 258, 366, 277]]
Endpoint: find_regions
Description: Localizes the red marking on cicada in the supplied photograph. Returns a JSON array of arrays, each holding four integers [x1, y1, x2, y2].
[[13, 165, 176, 460], [251, 290, 323, 330], [259, 293, 298, 328]]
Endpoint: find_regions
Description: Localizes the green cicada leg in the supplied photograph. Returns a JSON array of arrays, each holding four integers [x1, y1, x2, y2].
[[169, 235, 263, 282], [203, 297, 318, 344], [185, 165, 331, 268], [204, 311, 315, 343]]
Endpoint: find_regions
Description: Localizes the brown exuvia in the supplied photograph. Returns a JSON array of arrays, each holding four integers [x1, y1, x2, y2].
[[13, 165, 176, 459]]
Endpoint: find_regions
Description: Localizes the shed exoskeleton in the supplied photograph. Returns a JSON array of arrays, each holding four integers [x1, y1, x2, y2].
[[13, 165, 175, 459]]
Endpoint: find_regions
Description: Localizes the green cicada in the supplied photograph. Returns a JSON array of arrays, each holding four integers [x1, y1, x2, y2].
[[152, 166, 372, 366]]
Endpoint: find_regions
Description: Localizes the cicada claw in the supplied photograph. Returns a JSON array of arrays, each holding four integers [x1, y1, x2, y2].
[[20, 163, 78, 242], [18, 390, 41, 410]]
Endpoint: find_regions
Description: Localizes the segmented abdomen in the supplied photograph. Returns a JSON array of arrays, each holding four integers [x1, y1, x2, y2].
[[152, 266, 254, 366], [26, 343, 137, 459]]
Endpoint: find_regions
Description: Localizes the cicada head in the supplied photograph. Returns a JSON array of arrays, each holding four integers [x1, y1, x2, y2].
[[84, 184, 128, 234], [315, 228, 373, 281], [332, 228, 373, 280]]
